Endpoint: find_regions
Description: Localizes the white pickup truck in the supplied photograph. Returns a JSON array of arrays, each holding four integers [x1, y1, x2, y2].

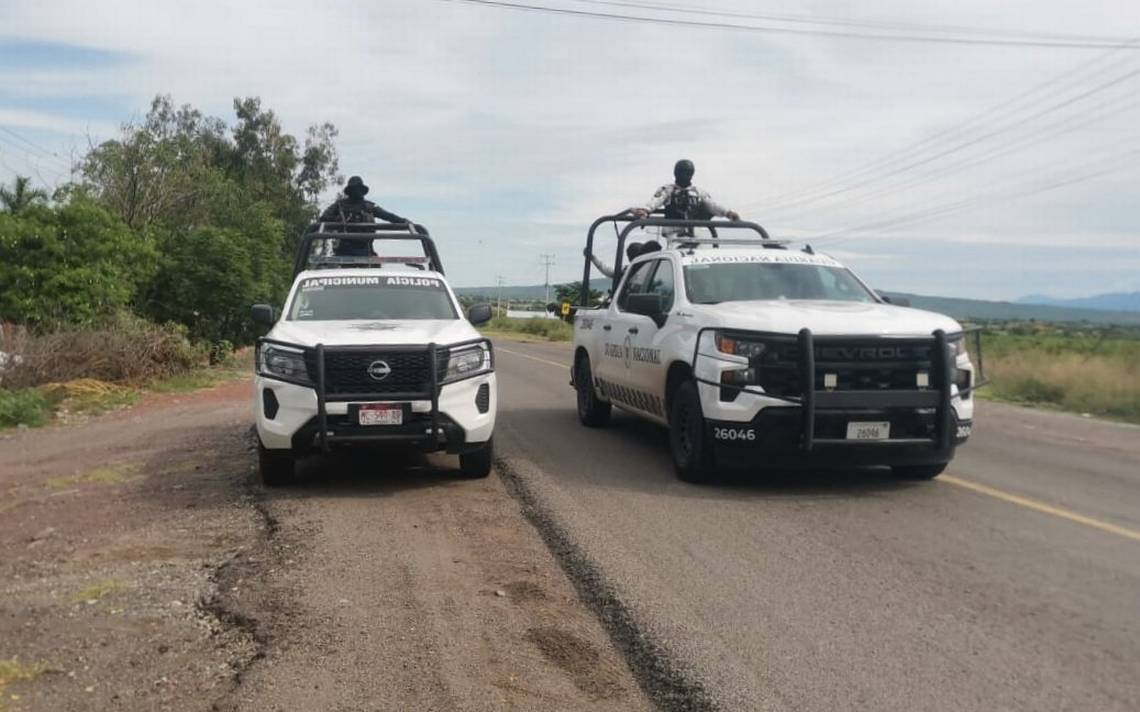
[[571, 216, 978, 483], [251, 224, 496, 485]]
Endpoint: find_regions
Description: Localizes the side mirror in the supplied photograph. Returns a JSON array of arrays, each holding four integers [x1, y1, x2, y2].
[[468, 303, 493, 326], [878, 292, 911, 307], [625, 293, 667, 326], [251, 304, 276, 326]]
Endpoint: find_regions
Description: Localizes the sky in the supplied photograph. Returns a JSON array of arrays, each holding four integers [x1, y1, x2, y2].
[[1, 0, 1138, 299]]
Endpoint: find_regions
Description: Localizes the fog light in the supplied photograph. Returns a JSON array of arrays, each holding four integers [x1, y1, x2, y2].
[[823, 373, 838, 389], [262, 388, 279, 420], [916, 372, 930, 388]]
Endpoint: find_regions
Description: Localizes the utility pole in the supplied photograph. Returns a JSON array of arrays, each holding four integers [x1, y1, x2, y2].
[[496, 275, 505, 315], [540, 253, 556, 305]]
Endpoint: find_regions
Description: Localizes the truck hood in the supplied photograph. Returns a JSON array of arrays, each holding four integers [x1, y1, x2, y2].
[[267, 319, 480, 347], [687, 300, 962, 337]]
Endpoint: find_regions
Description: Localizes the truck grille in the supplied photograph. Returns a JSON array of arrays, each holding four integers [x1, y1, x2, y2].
[[308, 349, 448, 396], [756, 339, 940, 397]]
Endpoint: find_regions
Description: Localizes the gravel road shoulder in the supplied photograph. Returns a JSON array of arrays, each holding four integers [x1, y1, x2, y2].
[[0, 377, 648, 711]]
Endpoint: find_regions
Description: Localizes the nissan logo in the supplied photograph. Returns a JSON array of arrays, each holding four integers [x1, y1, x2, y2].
[[366, 360, 392, 381]]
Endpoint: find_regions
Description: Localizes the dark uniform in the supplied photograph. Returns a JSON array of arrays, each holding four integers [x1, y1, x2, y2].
[[319, 176, 409, 256]]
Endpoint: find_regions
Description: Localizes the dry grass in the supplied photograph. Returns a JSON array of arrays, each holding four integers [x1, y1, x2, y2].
[[2, 314, 205, 389], [483, 316, 574, 342], [986, 350, 1140, 422]]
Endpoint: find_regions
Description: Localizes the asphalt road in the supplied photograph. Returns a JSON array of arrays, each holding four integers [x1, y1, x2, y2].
[[490, 338, 1140, 712]]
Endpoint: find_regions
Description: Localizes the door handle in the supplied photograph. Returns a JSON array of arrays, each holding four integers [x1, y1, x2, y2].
[[602, 324, 612, 331], [628, 327, 639, 334]]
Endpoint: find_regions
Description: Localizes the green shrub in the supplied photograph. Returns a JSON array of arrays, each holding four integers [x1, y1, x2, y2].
[[0, 388, 60, 428], [0, 202, 157, 327]]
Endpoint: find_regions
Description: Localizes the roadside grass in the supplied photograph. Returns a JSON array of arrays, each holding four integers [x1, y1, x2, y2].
[[482, 316, 573, 342], [977, 328, 1140, 423], [0, 388, 61, 428], [0, 358, 250, 430], [0, 658, 47, 710], [69, 579, 128, 605], [45, 462, 143, 490]]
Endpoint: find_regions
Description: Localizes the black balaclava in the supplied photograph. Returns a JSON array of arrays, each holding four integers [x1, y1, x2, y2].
[[673, 159, 695, 187]]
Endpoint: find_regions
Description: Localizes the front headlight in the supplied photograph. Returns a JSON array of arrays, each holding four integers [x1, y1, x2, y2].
[[259, 343, 311, 384], [715, 332, 768, 359], [948, 335, 968, 359], [442, 342, 492, 384]]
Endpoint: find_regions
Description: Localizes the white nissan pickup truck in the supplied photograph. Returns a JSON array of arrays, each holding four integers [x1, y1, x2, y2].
[[572, 215, 980, 483], [251, 223, 496, 485]]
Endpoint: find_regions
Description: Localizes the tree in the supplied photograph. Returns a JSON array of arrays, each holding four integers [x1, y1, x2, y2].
[[555, 281, 602, 305], [0, 176, 49, 214], [0, 202, 156, 326]]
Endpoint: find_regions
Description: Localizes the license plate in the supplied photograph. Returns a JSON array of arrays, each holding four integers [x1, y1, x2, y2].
[[846, 421, 890, 440], [358, 404, 403, 426]]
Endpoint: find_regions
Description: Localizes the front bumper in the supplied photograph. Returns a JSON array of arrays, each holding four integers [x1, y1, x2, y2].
[[254, 372, 496, 453], [708, 408, 972, 469], [692, 327, 979, 468]]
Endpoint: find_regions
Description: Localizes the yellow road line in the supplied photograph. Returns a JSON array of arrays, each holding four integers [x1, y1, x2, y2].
[[495, 346, 1139, 543], [941, 475, 1140, 543], [496, 347, 569, 370]]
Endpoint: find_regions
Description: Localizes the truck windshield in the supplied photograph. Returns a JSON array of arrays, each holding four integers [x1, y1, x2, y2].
[[288, 275, 457, 320], [684, 262, 876, 304]]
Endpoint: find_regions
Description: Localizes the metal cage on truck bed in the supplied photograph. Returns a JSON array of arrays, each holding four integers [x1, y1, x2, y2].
[[581, 211, 774, 304], [293, 221, 445, 278]]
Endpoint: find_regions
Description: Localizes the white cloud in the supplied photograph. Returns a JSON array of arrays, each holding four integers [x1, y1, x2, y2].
[[1, 0, 1137, 293]]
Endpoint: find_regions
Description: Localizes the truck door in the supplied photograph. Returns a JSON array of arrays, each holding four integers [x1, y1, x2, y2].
[[617, 257, 676, 420], [597, 260, 653, 407]]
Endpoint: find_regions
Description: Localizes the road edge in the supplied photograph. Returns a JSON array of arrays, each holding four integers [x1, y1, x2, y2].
[[496, 456, 721, 712]]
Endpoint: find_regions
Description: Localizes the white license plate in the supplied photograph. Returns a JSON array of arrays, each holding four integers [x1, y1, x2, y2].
[[846, 421, 890, 440], [358, 404, 404, 426]]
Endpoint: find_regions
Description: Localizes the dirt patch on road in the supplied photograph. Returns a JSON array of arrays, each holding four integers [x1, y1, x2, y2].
[[1, 378, 648, 711]]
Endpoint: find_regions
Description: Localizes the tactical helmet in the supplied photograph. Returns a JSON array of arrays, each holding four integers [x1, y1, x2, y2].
[[673, 159, 695, 183]]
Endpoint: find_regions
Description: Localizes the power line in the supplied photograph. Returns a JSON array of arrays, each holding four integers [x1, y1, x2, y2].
[[0, 126, 71, 171], [765, 80, 1140, 225], [743, 38, 1140, 212], [806, 148, 1140, 245], [441, 0, 1140, 49], [567, 0, 1140, 46]]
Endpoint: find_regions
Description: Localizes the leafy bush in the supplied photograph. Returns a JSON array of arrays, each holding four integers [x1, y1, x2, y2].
[[2, 313, 205, 389], [145, 221, 289, 347], [0, 202, 156, 327], [0, 387, 59, 428]]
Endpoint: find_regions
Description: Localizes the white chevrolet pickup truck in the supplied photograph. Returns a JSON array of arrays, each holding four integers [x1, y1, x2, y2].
[[251, 224, 496, 485], [572, 215, 979, 483]]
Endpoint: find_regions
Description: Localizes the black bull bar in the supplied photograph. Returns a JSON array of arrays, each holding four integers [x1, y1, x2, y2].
[[691, 327, 987, 452], [257, 336, 492, 452]]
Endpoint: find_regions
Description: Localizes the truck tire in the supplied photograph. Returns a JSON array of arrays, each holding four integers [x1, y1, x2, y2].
[[460, 438, 494, 479], [669, 380, 717, 483], [575, 354, 611, 427], [258, 443, 296, 487], [892, 463, 947, 480]]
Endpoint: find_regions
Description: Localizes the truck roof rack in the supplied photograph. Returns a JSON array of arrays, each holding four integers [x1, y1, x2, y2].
[[293, 221, 444, 278], [581, 211, 773, 305]]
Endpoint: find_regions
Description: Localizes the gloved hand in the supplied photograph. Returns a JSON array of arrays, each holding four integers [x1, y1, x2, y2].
[[726, 211, 741, 221]]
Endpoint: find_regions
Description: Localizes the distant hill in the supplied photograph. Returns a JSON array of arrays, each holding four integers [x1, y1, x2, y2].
[[458, 281, 1140, 326], [885, 292, 1140, 326], [1016, 292, 1140, 313]]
